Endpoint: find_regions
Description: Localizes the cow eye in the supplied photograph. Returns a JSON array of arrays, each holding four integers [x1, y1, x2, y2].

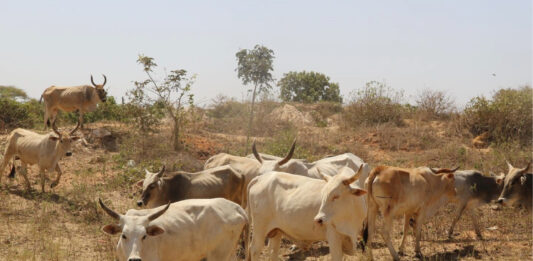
[[142, 235, 147, 240], [149, 183, 156, 189], [121, 234, 127, 240], [332, 195, 340, 201]]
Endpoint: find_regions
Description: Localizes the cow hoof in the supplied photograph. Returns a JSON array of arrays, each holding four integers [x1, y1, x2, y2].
[[289, 245, 299, 253], [398, 251, 405, 256], [476, 234, 483, 240], [50, 182, 58, 188], [415, 252, 423, 259]]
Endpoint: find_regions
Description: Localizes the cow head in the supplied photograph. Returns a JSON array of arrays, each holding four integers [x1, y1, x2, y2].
[[497, 161, 531, 206], [136, 166, 166, 207], [91, 74, 108, 102], [429, 166, 459, 198], [50, 121, 81, 157], [314, 165, 366, 226], [252, 139, 308, 175], [100, 198, 169, 261]]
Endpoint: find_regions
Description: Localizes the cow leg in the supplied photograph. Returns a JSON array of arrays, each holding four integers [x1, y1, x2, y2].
[[78, 111, 85, 129], [248, 226, 266, 261], [448, 202, 467, 239], [467, 208, 483, 239], [398, 213, 411, 255], [50, 164, 62, 188], [39, 168, 47, 193], [413, 215, 425, 259], [19, 163, 31, 191], [266, 232, 282, 261], [381, 214, 400, 261], [365, 203, 378, 261], [326, 228, 344, 261]]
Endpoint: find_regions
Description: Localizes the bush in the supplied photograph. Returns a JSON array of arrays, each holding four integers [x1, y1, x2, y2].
[[60, 96, 131, 124], [278, 71, 342, 103], [344, 81, 405, 127], [463, 86, 532, 145], [0, 98, 34, 130], [415, 89, 455, 119]]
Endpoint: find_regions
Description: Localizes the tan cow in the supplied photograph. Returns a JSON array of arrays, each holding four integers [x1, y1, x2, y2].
[[365, 166, 458, 260], [497, 161, 532, 212], [40, 75, 108, 129], [0, 121, 81, 192]]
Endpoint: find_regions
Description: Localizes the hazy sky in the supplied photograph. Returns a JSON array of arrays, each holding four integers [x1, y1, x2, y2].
[[1, 0, 531, 107]]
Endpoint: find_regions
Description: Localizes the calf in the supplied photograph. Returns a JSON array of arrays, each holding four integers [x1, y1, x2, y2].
[[365, 166, 457, 260], [497, 161, 532, 212], [136, 165, 245, 208], [99, 198, 247, 261], [0, 121, 80, 192], [246, 165, 366, 261], [448, 170, 503, 239]]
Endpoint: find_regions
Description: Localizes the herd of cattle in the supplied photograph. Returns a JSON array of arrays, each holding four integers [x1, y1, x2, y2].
[[0, 76, 531, 261]]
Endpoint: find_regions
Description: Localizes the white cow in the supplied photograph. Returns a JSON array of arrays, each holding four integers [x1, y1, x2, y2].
[[99, 198, 247, 261], [246, 165, 367, 261]]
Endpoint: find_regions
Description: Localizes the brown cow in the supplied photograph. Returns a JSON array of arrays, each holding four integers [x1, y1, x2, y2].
[[136, 165, 245, 208], [40, 75, 107, 129], [364, 166, 458, 260]]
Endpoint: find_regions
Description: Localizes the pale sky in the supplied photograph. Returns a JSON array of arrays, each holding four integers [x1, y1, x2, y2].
[[1, 0, 531, 107]]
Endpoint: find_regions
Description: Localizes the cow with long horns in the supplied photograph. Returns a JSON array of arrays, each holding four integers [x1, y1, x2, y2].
[[40, 74, 108, 129], [0, 121, 81, 192]]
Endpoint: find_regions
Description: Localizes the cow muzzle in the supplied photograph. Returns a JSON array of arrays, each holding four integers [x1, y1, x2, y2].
[[136, 200, 144, 207], [128, 258, 141, 261], [314, 215, 327, 225], [65, 152, 72, 157], [497, 198, 507, 205]]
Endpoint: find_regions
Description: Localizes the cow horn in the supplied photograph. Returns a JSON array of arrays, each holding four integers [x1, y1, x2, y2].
[[156, 165, 166, 178], [102, 74, 107, 87], [521, 162, 531, 173], [51, 121, 62, 138], [99, 198, 121, 220], [344, 165, 363, 185], [430, 167, 438, 174], [450, 166, 460, 173], [69, 120, 81, 135], [506, 160, 514, 171], [147, 202, 171, 222], [91, 75, 97, 87], [278, 139, 296, 166], [252, 140, 263, 164]]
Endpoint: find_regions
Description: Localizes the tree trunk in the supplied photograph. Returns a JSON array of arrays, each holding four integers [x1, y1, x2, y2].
[[245, 84, 258, 154]]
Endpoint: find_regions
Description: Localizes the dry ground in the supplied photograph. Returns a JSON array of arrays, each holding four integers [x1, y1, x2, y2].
[[0, 118, 531, 261]]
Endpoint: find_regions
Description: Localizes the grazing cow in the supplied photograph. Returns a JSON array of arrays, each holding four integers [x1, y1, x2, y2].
[[99, 198, 247, 261], [0, 121, 80, 192], [40, 74, 108, 128], [136, 165, 245, 208], [497, 161, 532, 212], [365, 166, 458, 260], [246, 165, 367, 261], [447, 170, 504, 239]]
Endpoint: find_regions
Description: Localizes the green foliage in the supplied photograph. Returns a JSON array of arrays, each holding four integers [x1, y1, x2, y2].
[[344, 81, 405, 127], [61, 96, 131, 124], [278, 71, 342, 103], [235, 45, 275, 94], [132, 54, 195, 151], [0, 85, 29, 101], [464, 86, 532, 145], [0, 98, 34, 129]]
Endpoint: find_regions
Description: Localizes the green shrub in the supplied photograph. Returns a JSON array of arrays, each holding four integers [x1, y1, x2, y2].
[[0, 98, 40, 130], [344, 81, 405, 127], [464, 86, 532, 145]]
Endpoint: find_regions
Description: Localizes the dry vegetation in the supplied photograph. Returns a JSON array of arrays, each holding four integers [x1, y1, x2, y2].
[[0, 88, 532, 260]]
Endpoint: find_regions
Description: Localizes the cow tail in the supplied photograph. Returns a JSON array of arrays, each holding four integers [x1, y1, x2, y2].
[[39, 95, 43, 103], [8, 163, 16, 179], [244, 177, 259, 261], [362, 167, 379, 248]]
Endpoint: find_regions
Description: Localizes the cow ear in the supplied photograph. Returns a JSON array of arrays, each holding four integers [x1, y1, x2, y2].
[[136, 179, 144, 188], [316, 168, 330, 182], [146, 225, 165, 236], [49, 136, 60, 141], [350, 188, 367, 196], [102, 224, 121, 235], [446, 173, 454, 179], [520, 175, 527, 185], [496, 178, 503, 185]]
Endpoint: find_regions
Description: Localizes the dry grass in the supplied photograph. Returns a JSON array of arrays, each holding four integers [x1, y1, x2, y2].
[[0, 109, 531, 260]]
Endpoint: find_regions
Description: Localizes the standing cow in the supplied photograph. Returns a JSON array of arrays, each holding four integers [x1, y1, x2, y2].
[[99, 198, 248, 261], [365, 166, 458, 260], [497, 161, 532, 212], [136, 165, 245, 208], [246, 165, 367, 261], [447, 170, 504, 239], [0, 121, 80, 192], [40, 74, 108, 129]]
